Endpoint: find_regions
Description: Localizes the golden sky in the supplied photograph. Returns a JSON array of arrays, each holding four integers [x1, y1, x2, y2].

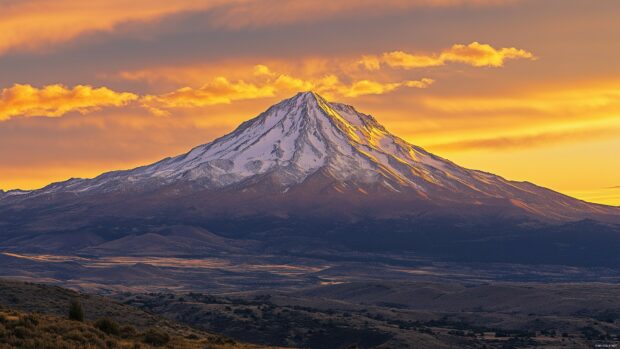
[[0, 0, 619, 205]]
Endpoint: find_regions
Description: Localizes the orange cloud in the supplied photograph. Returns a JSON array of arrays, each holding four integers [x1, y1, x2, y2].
[[140, 77, 276, 116], [358, 55, 382, 71], [430, 126, 620, 151], [0, 84, 138, 121], [141, 66, 432, 113], [0, 0, 234, 55], [382, 78, 620, 154], [367, 42, 534, 70], [381, 52, 444, 69], [340, 78, 434, 97], [0, 64, 434, 121], [116, 42, 533, 92], [115, 43, 532, 98], [273, 75, 315, 92], [0, 1, 518, 55], [440, 42, 534, 67], [210, 0, 517, 29], [420, 82, 620, 115], [253, 64, 274, 77]]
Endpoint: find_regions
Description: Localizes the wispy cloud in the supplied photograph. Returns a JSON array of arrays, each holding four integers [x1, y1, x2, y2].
[[111, 42, 534, 118], [0, 84, 138, 121], [115, 42, 533, 94], [341, 78, 434, 97], [208, 0, 516, 29], [0, 64, 434, 120], [430, 126, 620, 151], [0, 0, 227, 55], [360, 42, 534, 70], [112, 42, 532, 115], [139, 77, 276, 116], [420, 81, 620, 118], [0, 1, 518, 56], [140, 65, 433, 115]]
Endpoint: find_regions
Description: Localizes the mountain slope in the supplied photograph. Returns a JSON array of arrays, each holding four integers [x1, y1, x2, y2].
[[1, 91, 617, 224], [1, 92, 620, 270]]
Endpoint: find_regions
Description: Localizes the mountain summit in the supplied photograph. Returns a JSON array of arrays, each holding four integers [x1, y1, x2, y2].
[[122, 90, 469, 191]]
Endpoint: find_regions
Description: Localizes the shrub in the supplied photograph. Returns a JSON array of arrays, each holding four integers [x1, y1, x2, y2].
[[120, 324, 138, 338], [18, 314, 38, 328], [63, 329, 88, 343], [12, 325, 30, 339], [143, 328, 170, 346], [95, 318, 120, 336], [69, 300, 84, 322], [207, 336, 235, 345]]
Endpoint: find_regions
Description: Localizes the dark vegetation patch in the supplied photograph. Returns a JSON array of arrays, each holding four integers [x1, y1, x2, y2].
[[0, 280, 271, 349]]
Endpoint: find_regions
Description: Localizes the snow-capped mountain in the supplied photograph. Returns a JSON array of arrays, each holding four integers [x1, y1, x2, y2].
[[37, 91, 473, 192], [2, 92, 619, 223]]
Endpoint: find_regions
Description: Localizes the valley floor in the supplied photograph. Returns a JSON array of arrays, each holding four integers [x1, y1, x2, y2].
[[1, 244, 620, 348], [1, 273, 620, 348], [2, 250, 620, 294]]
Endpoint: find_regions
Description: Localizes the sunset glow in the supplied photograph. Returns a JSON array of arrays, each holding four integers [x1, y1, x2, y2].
[[1, 0, 619, 205]]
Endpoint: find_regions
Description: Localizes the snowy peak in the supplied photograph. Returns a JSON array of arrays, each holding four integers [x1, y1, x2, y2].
[[20, 91, 504, 195], [136, 90, 452, 189]]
